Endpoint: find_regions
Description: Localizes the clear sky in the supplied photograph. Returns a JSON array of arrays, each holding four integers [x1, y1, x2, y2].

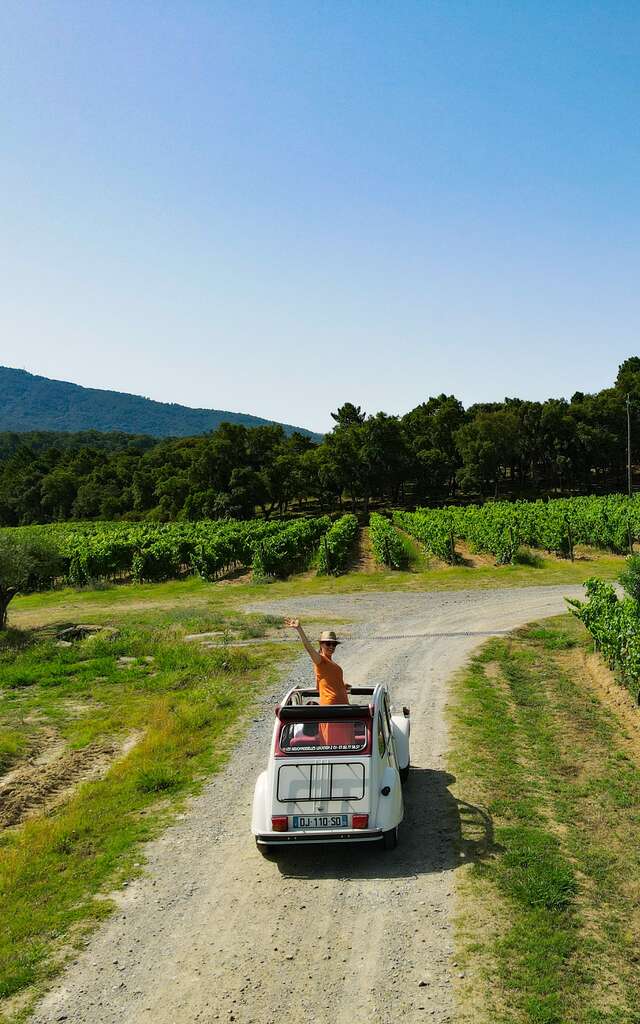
[[1, 1, 639, 433]]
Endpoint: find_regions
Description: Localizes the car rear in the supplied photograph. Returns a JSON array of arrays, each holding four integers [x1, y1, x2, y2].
[[258, 704, 381, 845]]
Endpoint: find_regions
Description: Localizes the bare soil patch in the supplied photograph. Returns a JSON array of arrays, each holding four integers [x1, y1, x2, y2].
[[571, 545, 602, 562], [455, 540, 495, 568], [215, 566, 253, 586], [0, 729, 141, 828], [350, 526, 378, 574]]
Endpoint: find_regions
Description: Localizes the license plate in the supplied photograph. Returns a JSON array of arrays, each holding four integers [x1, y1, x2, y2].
[[292, 815, 349, 830]]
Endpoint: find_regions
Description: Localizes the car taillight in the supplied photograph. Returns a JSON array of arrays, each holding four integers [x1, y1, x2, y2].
[[271, 816, 288, 832], [352, 814, 369, 829]]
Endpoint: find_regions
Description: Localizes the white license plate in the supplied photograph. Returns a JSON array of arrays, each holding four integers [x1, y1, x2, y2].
[[292, 815, 349, 829]]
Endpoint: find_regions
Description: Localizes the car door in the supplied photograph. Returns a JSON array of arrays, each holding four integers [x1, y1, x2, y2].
[[375, 695, 403, 827], [382, 694, 398, 770]]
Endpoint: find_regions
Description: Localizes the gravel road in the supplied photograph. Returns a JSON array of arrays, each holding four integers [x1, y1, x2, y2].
[[32, 585, 582, 1024]]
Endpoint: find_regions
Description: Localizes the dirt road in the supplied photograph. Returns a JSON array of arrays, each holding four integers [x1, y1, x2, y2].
[[32, 586, 582, 1024]]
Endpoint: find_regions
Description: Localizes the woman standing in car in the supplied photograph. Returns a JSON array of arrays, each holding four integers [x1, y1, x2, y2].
[[284, 619, 351, 705]]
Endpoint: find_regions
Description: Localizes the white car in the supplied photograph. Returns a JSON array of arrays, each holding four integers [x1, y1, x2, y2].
[[252, 683, 410, 852]]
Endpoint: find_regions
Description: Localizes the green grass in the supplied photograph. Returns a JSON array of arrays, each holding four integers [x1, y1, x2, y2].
[[513, 547, 545, 568], [394, 526, 430, 571], [450, 616, 640, 1023], [0, 608, 294, 1022], [0, 730, 25, 773]]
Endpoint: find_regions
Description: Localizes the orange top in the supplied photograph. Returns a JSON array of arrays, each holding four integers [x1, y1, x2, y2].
[[314, 654, 349, 705]]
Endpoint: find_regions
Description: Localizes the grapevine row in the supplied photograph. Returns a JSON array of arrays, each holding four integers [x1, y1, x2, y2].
[[369, 513, 406, 569], [567, 578, 640, 699], [251, 517, 331, 578], [316, 514, 358, 575], [393, 509, 457, 564]]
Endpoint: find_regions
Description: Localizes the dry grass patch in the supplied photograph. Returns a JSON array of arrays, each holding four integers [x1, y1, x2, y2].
[[454, 885, 513, 1024], [456, 539, 496, 568], [573, 650, 640, 763]]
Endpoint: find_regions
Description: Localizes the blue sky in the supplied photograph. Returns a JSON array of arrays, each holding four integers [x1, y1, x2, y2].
[[1, 1, 639, 432]]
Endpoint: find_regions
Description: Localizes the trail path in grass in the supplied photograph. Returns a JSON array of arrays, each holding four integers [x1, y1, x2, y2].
[[31, 585, 583, 1024]]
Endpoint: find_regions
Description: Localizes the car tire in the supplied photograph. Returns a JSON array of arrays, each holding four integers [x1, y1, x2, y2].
[[400, 763, 410, 783], [382, 826, 398, 850], [256, 839, 276, 859]]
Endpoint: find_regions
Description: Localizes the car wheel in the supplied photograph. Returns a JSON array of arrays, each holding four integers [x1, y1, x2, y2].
[[256, 839, 276, 859], [400, 763, 410, 783], [382, 826, 398, 850]]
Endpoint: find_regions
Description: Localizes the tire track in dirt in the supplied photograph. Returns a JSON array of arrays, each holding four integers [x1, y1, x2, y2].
[[0, 732, 142, 828], [30, 586, 582, 1024]]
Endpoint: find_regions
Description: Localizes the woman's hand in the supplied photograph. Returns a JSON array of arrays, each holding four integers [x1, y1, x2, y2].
[[284, 618, 321, 665]]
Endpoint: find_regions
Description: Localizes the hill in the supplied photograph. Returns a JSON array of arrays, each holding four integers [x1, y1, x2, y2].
[[0, 366, 322, 440]]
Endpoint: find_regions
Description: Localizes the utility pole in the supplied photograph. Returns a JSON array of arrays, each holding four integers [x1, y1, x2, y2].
[[627, 393, 633, 498]]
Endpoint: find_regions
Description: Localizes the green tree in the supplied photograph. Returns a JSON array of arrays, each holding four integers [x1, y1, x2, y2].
[[402, 395, 465, 498], [455, 409, 519, 497], [359, 413, 408, 510], [40, 468, 77, 520], [615, 357, 640, 396], [72, 480, 103, 519], [330, 403, 366, 428], [0, 534, 64, 629]]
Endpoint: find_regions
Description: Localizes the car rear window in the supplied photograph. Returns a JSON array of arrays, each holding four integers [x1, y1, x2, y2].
[[279, 719, 369, 755]]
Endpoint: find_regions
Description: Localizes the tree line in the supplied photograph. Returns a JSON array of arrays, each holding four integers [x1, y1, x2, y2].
[[2, 358, 640, 526]]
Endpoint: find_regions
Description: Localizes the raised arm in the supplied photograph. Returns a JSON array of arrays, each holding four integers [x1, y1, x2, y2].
[[284, 617, 322, 666]]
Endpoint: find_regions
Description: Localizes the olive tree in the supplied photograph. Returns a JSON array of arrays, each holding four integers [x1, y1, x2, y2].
[[0, 534, 64, 629]]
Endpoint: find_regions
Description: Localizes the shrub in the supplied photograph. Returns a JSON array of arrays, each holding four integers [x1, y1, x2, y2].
[[619, 553, 640, 603], [513, 547, 544, 568]]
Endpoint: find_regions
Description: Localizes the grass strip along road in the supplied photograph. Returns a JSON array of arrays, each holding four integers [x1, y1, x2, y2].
[[450, 614, 640, 1024], [0, 606, 293, 1023]]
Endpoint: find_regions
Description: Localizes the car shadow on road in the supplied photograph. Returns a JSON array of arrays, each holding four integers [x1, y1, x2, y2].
[[273, 767, 500, 880]]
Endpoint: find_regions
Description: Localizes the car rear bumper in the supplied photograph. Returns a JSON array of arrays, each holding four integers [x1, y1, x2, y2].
[[256, 829, 384, 845]]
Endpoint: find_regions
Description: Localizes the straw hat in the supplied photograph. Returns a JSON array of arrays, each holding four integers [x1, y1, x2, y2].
[[318, 630, 341, 645]]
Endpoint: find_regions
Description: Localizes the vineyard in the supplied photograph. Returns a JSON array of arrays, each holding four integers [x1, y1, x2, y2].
[[0, 517, 339, 589], [4, 494, 640, 598], [395, 494, 640, 565]]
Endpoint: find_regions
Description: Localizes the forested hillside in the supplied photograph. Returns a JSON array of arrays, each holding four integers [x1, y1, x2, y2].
[[0, 366, 320, 440], [1, 358, 640, 526], [0, 430, 158, 460]]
